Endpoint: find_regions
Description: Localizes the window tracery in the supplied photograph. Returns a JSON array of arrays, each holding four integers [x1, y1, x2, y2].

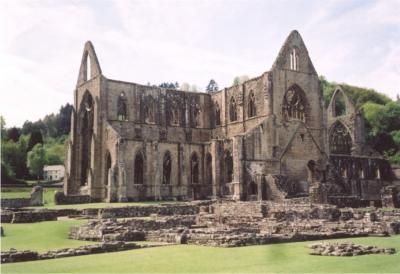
[[282, 87, 306, 122], [330, 122, 352, 155]]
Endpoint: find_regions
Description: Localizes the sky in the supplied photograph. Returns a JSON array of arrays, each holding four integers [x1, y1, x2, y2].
[[0, 0, 399, 127]]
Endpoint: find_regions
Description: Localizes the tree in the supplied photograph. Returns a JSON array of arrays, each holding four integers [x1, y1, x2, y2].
[[233, 75, 249, 85], [180, 82, 190, 91], [1, 137, 28, 179], [28, 130, 43, 152], [206, 79, 219, 92], [27, 144, 46, 180], [190, 84, 199, 92], [6, 127, 21, 142], [0, 115, 5, 139]]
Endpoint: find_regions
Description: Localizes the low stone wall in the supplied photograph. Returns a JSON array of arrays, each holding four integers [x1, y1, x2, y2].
[[1, 211, 14, 223], [54, 191, 91, 205], [69, 215, 197, 241], [1, 198, 31, 209], [309, 242, 396, 256], [1, 241, 140, 264], [98, 204, 199, 219], [11, 210, 58, 223]]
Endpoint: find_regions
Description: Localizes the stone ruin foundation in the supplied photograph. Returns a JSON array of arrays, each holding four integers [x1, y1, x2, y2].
[[309, 242, 396, 256], [70, 200, 400, 248]]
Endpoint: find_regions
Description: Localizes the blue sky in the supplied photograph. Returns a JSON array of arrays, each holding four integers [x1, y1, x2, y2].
[[1, 0, 399, 127]]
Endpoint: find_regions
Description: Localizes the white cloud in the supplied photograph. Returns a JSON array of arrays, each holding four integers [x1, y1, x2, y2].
[[0, 0, 399, 127]]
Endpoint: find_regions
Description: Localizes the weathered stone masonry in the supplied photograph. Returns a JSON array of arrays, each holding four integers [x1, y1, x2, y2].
[[64, 30, 399, 206]]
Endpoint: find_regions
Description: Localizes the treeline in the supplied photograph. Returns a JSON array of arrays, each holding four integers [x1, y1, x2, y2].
[[320, 76, 400, 164], [1, 104, 72, 184]]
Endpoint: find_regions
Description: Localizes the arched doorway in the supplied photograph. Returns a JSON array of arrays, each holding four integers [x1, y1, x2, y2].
[[225, 151, 233, 184], [105, 152, 111, 186], [190, 152, 199, 199], [134, 152, 144, 185], [163, 151, 172, 185]]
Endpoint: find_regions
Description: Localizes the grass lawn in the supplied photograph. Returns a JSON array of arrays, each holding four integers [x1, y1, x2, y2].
[[1, 217, 400, 273], [1, 187, 62, 207], [2, 234, 400, 273], [1, 220, 91, 253]]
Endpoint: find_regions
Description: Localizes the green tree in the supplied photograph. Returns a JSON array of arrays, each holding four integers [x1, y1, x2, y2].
[[233, 75, 249, 86], [27, 143, 46, 180], [206, 79, 219, 92], [28, 130, 44, 151], [6, 127, 21, 142]]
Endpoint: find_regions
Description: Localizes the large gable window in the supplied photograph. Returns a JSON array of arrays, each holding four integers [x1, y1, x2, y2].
[[330, 122, 352, 155], [282, 86, 306, 122]]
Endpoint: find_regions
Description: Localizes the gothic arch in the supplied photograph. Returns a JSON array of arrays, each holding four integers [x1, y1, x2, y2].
[[328, 87, 355, 117], [224, 150, 233, 184], [144, 96, 156, 123], [282, 84, 307, 122], [134, 150, 145, 185], [77, 41, 102, 85], [190, 152, 199, 185], [214, 102, 221, 126], [205, 153, 212, 185], [169, 100, 180, 126], [163, 151, 172, 185], [329, 121, 353, 155], [117, 92, 128, 121], [104, 151, 112, 186], [248, 91, 256, 118], [229, 97, 237, 122], [79, 91, 94, 186], [249, 181, 258, 195]]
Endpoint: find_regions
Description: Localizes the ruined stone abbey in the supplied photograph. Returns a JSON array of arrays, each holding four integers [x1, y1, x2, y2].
[[64, 30, 397, 206]]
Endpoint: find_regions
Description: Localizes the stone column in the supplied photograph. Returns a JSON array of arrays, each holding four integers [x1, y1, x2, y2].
[[152, 141, 161, 200], [232, 136, 244, 200], [117, 166, 127, 202], [211, 140, 222, 198]]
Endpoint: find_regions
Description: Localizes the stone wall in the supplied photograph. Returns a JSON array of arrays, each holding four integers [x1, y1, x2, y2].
[[99, 204, 199, 219], [11, 210, 58, 223], [54, 191, 91, 205], [1, 198, 31, 209], [1, 241, 140, 264]]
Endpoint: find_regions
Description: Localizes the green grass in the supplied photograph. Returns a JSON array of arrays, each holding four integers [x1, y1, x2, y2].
[[1, 220, 91, 253], [2, 235, 400, 273], [1, 218, 400, 273], [1, 187, 62, 206], [1, 187, 180, 209]]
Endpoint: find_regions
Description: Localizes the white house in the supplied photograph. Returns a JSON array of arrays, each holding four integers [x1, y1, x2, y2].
[[43, 165, 65, 181]]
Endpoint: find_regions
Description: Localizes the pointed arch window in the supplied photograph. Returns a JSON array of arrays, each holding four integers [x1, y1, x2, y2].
[[248, 91, 256, 118], [169, 101, 179, 126], [330, 122, 352, 155], [333, 91, 347, 117], [290, 48, 299, 71], [229, 97, 237, 122], [117, 92, 128, 121], [144, 96, 156, 123], [134, 151, 144, 184], [79, 91, 94, 186], [282, 86, 306, 122], [163, 151, 172, 185], [214, 102, 221, 126]]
